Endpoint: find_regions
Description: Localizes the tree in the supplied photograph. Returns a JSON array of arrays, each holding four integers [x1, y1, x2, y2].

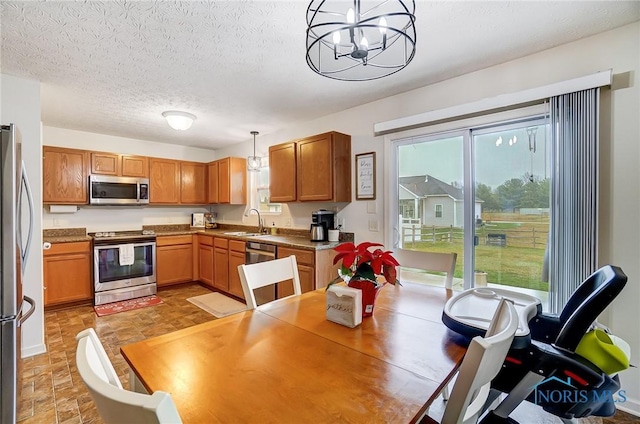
[[496, 178, 525, 212], [475, 183, 501, 211]]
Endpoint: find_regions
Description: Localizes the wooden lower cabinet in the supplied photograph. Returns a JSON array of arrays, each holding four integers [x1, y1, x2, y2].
[[198, 235, 214, 288], [278, 246, 339, 295], [156, 235, 193, 286], [43, 241, 92, 307], [213, 238, 229, 291], [228, 240, 246, 299]]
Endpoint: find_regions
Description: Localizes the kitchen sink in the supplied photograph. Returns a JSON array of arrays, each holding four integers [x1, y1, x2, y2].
[[223, 231, 267, 237]]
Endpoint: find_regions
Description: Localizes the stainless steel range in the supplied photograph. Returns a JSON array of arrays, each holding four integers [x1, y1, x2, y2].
[[91, 230, 157, 305]]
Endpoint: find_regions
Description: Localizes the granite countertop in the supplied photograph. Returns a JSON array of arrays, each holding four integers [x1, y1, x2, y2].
[[43, 225, 349, 251]]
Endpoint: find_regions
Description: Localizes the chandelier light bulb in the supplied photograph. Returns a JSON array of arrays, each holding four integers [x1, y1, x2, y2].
[[346, 8, 355, 23], [378, 17, 387, 33], [360, 36, 369, 50], [332, 31, 341, 44]]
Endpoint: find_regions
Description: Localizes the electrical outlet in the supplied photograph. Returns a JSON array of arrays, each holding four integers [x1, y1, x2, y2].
[[368, 219, 378, 232], [53, 218, 61, 227], [285, 218, 292, 227]]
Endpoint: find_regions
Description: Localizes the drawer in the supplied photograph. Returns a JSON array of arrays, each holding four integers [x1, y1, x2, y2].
[[278, 247, 314, 266], [229, 239, 245, 253], [214, 237, 229, 249], [44, 241, 90, 256], [156, 235, 193, 246], [198, 234, 214, 246]]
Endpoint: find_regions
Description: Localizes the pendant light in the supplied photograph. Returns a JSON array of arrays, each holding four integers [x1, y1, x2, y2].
[[247, 131, 261, 172]]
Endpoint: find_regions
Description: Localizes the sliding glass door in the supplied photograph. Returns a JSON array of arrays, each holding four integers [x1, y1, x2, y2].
[[390, 117, 550, 299]]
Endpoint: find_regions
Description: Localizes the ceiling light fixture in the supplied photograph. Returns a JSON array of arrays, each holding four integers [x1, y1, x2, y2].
[[162, 111, 196, 131], [247, 131, 261, 172], [306, 0, 417, 81]]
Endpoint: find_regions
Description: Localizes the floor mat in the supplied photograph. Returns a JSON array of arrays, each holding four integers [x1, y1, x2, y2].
[[94, 295, 163, 317], [187, 292, 247, 318]]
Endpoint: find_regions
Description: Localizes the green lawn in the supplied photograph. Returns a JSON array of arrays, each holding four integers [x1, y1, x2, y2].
[[407, 241, 549, 291]]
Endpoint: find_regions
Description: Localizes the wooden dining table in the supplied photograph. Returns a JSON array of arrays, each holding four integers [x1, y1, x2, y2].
[[120, 283, 468, 423]]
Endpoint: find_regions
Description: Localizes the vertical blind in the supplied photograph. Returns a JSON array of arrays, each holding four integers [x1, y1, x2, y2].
[[548, 88, 599, 313]]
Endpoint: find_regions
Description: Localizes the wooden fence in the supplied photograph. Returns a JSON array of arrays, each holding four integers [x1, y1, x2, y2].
[[401, 225, 548, 249]]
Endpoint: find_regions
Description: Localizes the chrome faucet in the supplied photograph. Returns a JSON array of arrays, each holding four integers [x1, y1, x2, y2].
[[246, 208, 264, 233]]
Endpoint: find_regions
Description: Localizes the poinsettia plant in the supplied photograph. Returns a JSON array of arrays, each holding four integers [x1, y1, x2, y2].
[[328, 241, 400, 288]]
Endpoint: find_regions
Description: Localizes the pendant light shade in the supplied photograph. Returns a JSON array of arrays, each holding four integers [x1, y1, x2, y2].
[[306, 0, 417, 81], [162, 111, 196, 131], [247, 131, 261, 172]]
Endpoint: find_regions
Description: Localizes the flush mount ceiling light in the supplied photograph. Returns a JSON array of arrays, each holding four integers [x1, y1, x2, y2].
[[306, 0, 417, 81], [162, 111, 197, 131], [247, 131, 261, 172]]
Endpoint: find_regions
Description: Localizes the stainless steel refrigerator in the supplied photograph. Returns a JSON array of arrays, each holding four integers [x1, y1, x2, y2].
[[1, 124, 36, 423]]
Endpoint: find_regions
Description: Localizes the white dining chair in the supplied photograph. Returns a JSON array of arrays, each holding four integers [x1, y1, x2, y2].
[[398, 249, 458, 289], [75, 328, 183, 424], [421, 298, 518, 424], [238, 255, 302, 309]]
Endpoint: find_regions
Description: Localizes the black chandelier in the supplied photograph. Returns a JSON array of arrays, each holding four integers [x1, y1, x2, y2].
[[306, 0, 416, 81]]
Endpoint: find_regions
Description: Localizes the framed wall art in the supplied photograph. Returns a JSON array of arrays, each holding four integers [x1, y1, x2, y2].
[[355, 152, 376, 200]]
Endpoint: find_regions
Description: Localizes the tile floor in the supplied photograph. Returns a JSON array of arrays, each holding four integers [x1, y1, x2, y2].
[[16, 282, 637, 424]]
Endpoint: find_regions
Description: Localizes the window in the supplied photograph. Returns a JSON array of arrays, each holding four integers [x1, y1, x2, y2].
[[435, 204, 443, 218], [252, 157, 282, 214]]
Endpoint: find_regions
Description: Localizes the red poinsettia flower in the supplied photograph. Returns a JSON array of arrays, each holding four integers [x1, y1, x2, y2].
[[331, 241, 400, 287]]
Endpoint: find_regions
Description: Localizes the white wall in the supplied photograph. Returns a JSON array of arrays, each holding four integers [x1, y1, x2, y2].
[[1, 74, 46, 357], [214, 22, 640, 413]]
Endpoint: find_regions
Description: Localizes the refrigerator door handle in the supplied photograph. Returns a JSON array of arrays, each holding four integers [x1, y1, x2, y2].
[[18, 162, 35, 269], [18, 295, 36, 326]]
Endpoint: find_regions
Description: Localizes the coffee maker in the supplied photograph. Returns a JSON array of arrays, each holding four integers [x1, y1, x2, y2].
[[310, 209, 335, 242]]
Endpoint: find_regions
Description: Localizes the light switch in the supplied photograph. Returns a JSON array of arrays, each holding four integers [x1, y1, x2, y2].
[[367, 201, 377, 214], [368, 219, 378, 232]]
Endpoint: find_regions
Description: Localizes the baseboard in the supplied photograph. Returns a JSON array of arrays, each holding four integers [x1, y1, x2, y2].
[[617, 398, 640, 417], [22, 343, 46, 358]]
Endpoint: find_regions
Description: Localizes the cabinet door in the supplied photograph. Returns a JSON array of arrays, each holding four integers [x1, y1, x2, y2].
[[217, 158, 230, 204], [43, 242, 92, 306], [121, 155, 149, 178], [213, 238, 229, 291], [297, 264, 315, 294], [207, 161, 219, 204], [43, 147, 89, 204], [296, 134, 334, 201], [269, 142, 297, 202], [198, 244, 214, 288], [228, 157, 247, 205], [180, 162, 206, 204], [157, 244, 193, 286], [91, 152, 120, 176], [278, 247, 315, 295], [228, 250, 245, 299], [149, 158, 180, 204]]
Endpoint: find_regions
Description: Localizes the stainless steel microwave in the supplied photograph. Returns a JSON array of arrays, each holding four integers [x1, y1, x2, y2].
[[89, 175, 149, 205]]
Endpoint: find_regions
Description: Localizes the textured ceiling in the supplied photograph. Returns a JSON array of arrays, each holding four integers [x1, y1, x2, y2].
[[1, 1, 639, 150]]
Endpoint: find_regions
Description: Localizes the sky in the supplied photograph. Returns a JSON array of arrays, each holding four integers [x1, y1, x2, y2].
[[397, 123, 548, 189]]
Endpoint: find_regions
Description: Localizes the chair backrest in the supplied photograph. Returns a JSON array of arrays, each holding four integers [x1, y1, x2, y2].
[[398, 249, 457, 288], [555, 265, 627, 350], [75, 329, 182, 424], [238, 255, 302, 309], [440, 299, 518, 424]]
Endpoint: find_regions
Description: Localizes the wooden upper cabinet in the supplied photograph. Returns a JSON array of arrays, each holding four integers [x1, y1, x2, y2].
[[297, 132, 351, 202], [149, 158, 180, 204], [91, 152, 120, 176], [207, 161, 219, 204], [91, 152, 149, 178], [180, 162, 206, 204], [121, 155, 149, 178], [208, 157, 246, 205], [269, 142, 297, 202], [43, 146, 89, 204]]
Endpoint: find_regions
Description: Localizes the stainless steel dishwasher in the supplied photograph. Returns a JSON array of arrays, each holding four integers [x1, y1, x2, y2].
[[245, 241, 278, 305]]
